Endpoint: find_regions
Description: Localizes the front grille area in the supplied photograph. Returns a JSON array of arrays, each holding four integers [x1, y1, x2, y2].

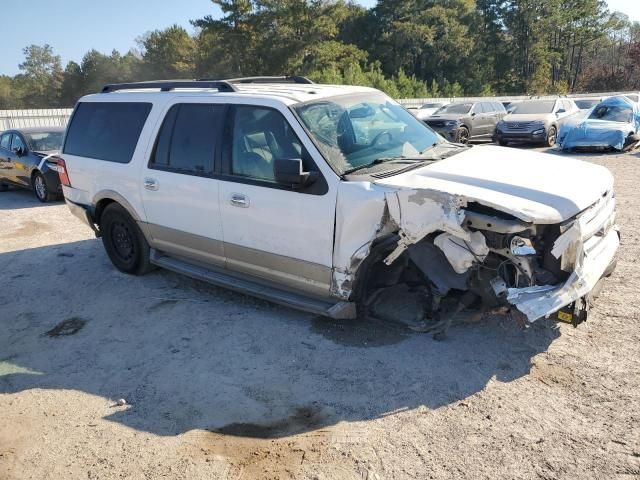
[[502, 121, 535, 131], [425, 120, 447, 128]]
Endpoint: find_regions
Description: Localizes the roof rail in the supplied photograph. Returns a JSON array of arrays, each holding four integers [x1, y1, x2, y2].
[[220, 76, 314, 85], [101, 80, 237, 93]]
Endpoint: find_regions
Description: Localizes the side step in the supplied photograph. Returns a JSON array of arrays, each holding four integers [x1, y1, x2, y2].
[[149, 250, 356, 319]]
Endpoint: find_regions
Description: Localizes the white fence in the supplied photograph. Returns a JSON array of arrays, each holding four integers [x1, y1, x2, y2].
[[0, 108, 73, 131]]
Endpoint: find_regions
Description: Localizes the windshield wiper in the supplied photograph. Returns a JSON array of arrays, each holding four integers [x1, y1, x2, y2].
[[343, 156, 429, 175]]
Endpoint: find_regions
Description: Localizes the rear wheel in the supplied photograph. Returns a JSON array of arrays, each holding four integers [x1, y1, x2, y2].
[[100, 203, 152, 275], [33, 172, 55, 202], [545, 126, 557, 147], [456, 126, 470, 145]]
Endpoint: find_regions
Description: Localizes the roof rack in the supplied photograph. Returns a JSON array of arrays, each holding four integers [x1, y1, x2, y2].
[[215, 76, 314, 85], [101, 80, 237, 93]]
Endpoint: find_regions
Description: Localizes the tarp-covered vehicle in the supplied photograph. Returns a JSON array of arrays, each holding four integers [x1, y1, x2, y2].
[[558, 96, 640, 152]]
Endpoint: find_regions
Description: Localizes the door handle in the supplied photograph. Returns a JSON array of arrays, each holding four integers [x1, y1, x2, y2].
[[229, 193, 249, 208], [143, 178, 159, 191]]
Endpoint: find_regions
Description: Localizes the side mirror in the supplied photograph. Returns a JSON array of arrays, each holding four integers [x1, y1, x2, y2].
[[556, 108, 566, 115], [12, 146, 24, 156], [470, 111, 477, 117], [273, 158, 317, 189]]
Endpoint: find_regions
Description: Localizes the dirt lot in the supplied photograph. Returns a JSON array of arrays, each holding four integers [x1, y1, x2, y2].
[[1, 148, 639, 480]]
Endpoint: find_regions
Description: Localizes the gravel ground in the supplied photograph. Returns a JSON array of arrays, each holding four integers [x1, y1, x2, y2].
[[1, 149, 639, 480]]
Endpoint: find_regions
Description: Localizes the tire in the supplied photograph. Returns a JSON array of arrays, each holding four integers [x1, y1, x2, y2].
[[32, 172, 55, 202], [545, 126, 557, 147], [498, 138, 508, 146], [100, 203, 153, 275], [456, 126, 470, 145], [0, 183, 8, 192]]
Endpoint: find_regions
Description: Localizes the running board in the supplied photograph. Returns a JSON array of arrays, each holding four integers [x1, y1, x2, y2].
[[149, 250, 356, 319]]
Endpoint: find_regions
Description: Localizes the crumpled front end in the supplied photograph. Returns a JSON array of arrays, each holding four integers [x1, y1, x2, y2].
[[334, 181, 619, 329]]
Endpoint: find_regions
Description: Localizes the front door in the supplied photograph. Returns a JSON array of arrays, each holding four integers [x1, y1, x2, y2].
[[140, 100, 226, 267], [218, 104, 336, 298], [0, 133, 14, 184]]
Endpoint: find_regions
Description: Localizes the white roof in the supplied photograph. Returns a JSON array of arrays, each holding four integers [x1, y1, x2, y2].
[[80, 83, 379, 106]]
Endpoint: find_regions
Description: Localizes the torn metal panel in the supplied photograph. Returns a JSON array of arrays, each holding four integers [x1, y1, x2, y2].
[[383, 189, 468, 265], [434, 231, 489, 274]]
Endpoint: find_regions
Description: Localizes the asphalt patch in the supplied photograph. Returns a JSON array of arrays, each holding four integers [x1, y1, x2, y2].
[[45, 317, 87, 337]]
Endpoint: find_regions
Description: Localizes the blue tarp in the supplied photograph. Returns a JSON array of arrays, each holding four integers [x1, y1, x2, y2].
[[558, 96, 640, 151]]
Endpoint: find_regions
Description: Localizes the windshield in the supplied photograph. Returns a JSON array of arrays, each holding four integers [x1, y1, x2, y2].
[[434, 103, 472, 114], [25, 131, 63, 151], [588, 105, 633, 123], [510, 101, 556, 114], [293, 93, 442, 174], [575, 99, 599, 109]]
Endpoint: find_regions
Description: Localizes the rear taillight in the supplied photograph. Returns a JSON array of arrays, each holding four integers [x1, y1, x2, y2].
[[49, 157, 71, 187]]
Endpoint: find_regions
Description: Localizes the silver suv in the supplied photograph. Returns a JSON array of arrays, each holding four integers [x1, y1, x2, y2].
[[495, 98, 580, 146]]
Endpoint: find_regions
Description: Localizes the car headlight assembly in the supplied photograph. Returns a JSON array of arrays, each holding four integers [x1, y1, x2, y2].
[[532, 128, 545, 135], [444, 120, 459, 127]]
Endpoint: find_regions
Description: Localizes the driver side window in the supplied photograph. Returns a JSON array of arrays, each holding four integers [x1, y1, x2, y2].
[[231, 106, 306, 183], [11, 134, 25, 152]]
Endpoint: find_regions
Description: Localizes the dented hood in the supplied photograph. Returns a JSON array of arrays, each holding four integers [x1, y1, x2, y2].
[[374, 145, 614, 224]]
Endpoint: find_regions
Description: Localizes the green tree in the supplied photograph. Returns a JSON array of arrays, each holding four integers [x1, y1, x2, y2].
[[18, 44, 63, 107], [140, 25, 196, 79]]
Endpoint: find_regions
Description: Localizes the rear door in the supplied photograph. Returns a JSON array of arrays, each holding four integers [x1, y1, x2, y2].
[[471, 103, 490, 137], [140, 99, 226, 267], [217, 103, 336, 298]]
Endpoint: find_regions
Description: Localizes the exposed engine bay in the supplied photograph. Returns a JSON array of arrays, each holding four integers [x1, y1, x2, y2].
[[332, 185, 619, 339]]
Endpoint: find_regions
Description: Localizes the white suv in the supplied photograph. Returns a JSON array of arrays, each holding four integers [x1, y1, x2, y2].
[[57, 77, 619, 337]]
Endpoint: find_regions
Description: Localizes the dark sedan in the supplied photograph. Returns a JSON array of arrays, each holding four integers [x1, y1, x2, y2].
[[0, 127, 64, 202]]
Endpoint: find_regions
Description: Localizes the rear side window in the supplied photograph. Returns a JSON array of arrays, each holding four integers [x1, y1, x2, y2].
[[63, 102, 152, 163], [150, 103, 224, 175]]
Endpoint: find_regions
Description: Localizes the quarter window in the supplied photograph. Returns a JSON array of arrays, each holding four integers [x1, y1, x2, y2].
[[151, 104, 224, 175], [231, 106, 306, 182], [63, 102, 152, 163]]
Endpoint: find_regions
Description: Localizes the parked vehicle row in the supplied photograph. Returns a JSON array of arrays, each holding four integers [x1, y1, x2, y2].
[[19, 77, 618, 339]]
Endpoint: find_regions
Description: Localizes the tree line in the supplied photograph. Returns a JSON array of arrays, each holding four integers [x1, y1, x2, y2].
[[1, 0, 639, 109]]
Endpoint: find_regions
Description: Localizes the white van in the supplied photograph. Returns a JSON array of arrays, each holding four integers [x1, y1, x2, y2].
[[56, 77, 619, 338]]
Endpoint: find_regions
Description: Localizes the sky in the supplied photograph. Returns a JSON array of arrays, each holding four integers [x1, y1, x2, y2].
[[1, 0, 638, 76]]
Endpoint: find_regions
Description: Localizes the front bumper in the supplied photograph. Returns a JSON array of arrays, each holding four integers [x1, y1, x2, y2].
[[495, 129, 546, 144], [506, 190, 619, 322], [425, 124, 459, 141]]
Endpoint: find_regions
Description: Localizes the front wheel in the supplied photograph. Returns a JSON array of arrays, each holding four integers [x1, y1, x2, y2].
[[545, 126, 557, 147], [100, 203, 153, 275], [33, 172, 55, 202], [456, 126, 470, 145]]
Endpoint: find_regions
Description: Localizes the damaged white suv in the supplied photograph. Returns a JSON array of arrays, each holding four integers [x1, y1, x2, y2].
[[56, 77, 619, 337]]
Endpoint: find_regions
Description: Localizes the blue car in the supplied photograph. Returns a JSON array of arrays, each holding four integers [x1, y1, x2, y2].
[[558, 96, 640, 152]]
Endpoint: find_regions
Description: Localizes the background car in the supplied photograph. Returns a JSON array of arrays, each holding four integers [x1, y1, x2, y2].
[[573, 97, 604, 112], [423, 101, 506, 144], [494, 98, 580, 147], [413, 101, 450, 120], [0, 127, 65, 202], [558, 95, 640, 152]]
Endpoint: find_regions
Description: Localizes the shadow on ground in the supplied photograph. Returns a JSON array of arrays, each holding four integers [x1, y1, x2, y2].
[[0, 187, 63, 210], [0, 239, 559, 439]]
